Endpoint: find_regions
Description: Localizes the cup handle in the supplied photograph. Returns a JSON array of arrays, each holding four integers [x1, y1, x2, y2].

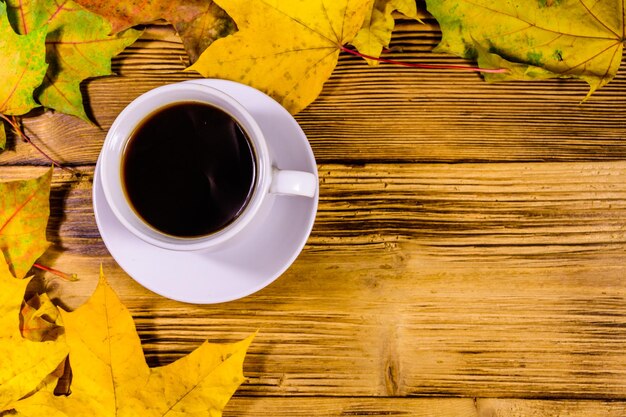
[[269, 168, 317, 198]]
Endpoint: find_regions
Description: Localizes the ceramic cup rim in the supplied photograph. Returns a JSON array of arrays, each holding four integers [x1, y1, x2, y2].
[[100, 83, 272, 251]]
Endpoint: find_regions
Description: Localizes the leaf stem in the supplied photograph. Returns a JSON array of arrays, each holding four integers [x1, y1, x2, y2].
[[339, 45, 508, 74], [0, 113, 77, 175], [33, 262, 78, 281]]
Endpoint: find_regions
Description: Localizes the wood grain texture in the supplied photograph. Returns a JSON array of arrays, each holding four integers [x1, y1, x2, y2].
[[475, 399, 626, 417], [2, 161, 625, 264], [221, 398, 626, 417], [1, 164, 624, 399], [224, 398, 478, 417]]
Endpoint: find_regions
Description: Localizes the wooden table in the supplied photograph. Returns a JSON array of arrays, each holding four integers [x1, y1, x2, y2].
[[2, 16, 626, 416]]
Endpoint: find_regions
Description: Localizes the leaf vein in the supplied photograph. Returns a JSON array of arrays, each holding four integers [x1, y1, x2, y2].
[[258, 0, 338, 46], [577, 0, 620, 39], [72, 43, 99, 68], [47, 0, 70, 25], [0, 178, 44, 236], [340, 0, 348, 42], [284, 48, 338, 103], [46, 37, 130, 45], [103, 285, 120, 415], [0, 66, 28, 113], [41, 73, 73, 107], [560, 42, 621, 76], [18, 0, 28, 34], [161, 344, 247, 417], [622, 0, 625, 38], [320, 0, 339, 43], [215, 45, 336, 64], [460, 0, 620, 41]]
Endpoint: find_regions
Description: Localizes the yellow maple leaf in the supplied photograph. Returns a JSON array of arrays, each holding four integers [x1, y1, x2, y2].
[[0, 253, 68, 411], [21, 292, 71, 397], [187, 0, 373, 114], [426, 0, 625, 96], [351, 0, 421, 65], [11, 268, 255, 417]]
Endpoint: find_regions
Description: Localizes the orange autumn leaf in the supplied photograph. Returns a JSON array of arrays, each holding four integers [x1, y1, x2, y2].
[[11, 268, 255, 417], [0, 168, 52, 279], [0, 253, 68, 411], [187, 0, 374, 114], [73, 0, 236, 63]]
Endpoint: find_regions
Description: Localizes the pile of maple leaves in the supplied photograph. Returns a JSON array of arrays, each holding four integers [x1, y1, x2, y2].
[[0, 169, 254, 416], [2, 0, 622, 148]]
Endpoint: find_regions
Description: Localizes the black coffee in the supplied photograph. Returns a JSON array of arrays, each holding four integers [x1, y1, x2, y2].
[[122, 102, 256, 237]]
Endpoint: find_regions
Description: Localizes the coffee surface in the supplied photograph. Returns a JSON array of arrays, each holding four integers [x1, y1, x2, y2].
[[122, 102, 255, 237]]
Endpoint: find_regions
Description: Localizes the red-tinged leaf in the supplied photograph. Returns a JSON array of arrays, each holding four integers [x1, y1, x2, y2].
[[0, 168, 52, 279], [73, 0, 235, 63]]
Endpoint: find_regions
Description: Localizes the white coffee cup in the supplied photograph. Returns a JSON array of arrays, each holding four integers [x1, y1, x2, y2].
[[100, 82, 317, 251]]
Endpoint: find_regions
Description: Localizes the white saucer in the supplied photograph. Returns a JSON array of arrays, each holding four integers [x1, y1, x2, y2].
[[93, 79, 318, 304]]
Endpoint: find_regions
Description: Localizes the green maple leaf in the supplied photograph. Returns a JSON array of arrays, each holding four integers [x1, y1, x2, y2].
[[6, 0, 141, 121], [426, 0, 625, 95], [0, 168, 52, 279], [0, 0, 47, 121]]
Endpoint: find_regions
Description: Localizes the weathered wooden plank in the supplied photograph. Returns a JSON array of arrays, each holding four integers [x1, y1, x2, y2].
[[224, 397, 478, 417], [34, 249, 626, 399], [4, 161, 625, 263], [1, 21, 625, 166], [475, 399, 626, 417], [315, 162, 626, 264], [1, 164, 625, 399], [222, 398, 626, 417]]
